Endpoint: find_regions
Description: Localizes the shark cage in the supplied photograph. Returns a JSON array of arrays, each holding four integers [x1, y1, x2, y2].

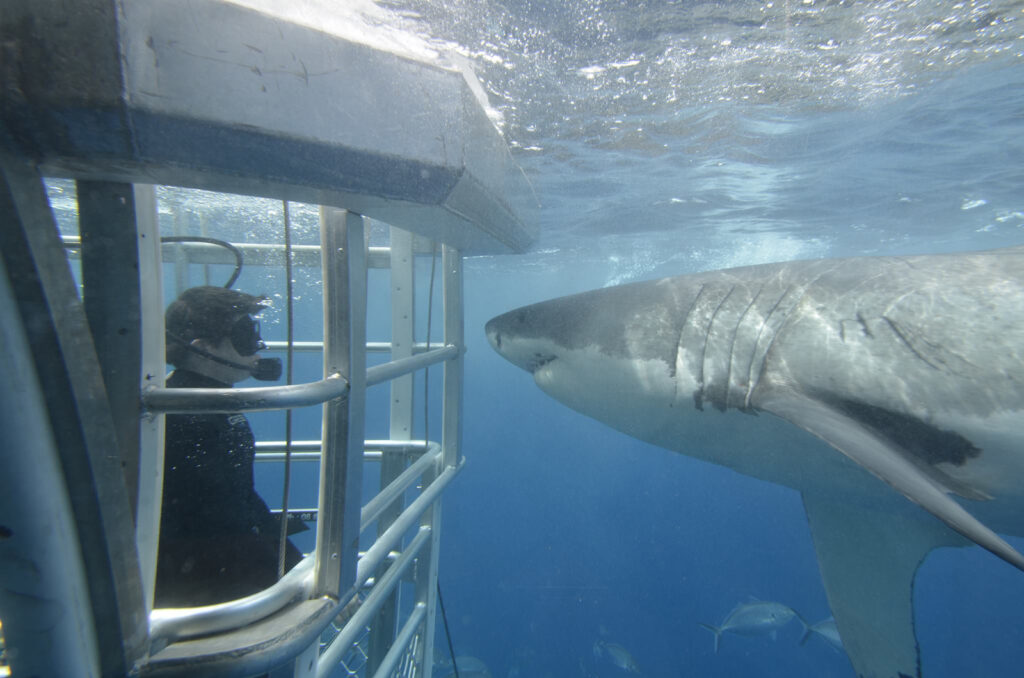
[[0, 1, 535, 677]]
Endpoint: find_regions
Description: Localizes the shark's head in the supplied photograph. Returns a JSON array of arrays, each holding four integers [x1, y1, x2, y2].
[[485, 278, 701, 442]]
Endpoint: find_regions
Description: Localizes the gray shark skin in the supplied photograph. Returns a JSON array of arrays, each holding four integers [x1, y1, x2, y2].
[[485, 246, 1024, 678]]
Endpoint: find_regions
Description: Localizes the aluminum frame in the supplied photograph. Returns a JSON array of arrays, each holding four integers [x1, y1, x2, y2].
[[0, 2, 494, 673]]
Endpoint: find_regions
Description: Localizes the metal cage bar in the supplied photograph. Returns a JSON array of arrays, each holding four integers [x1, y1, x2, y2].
[[135, 183, 167, 613], [367, 225, 416, 674], [0, 160, 148, 676], [315, 208, 368, 599], [141, 373, 349, 414]]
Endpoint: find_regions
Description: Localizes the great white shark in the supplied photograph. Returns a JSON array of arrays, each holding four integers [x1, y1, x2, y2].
[[484, 246, 1024, 678]]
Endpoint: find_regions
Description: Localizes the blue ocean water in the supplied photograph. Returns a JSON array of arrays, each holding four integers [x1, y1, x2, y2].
[[39, 1, 1024, 676]]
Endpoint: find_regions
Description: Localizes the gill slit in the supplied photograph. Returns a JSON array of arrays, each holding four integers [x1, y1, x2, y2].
[[727, 284, 765, 411], [743, 284, 792, 409], [673, 282, 706, 404], [700, 284, 737, 408]]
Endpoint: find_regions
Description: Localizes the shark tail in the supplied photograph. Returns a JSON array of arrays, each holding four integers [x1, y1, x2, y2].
[[697, 623, 721, 653]]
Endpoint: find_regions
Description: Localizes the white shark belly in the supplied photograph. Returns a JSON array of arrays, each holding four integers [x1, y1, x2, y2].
[[534, 347, 898, 506]]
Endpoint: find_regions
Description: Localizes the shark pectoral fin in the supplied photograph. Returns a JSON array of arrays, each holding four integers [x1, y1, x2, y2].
[[802, 492, 959, 678], [758, 390, 1024, 573], [803, 493, 941, 678]]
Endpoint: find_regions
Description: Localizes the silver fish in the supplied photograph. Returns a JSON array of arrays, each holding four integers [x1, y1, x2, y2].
[[594, 640, 640, 673], [698, 600, 802, 653]]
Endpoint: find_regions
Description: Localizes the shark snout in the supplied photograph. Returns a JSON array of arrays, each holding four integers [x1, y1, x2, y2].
[[485, 311, 558, 375]]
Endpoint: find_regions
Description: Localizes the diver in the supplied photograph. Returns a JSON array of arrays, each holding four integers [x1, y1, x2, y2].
[[154, 286, 304, 608]]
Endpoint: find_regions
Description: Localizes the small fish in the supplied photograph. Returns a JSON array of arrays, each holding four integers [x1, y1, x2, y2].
[[800, 616, 844, 652], [593, 640, 641, 673], [698, 600, 804, 653], [578, 657, 599, 678]]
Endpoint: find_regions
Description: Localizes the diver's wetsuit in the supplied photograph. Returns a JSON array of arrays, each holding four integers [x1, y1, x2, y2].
[[154, 369, 302, 608]]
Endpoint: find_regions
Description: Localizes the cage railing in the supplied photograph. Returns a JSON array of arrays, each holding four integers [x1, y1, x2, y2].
[[141, 373, 349, 414], [142, 218, 461, 677], [137, 207, 460, 676], [6, 170, 462, 677], [262, 441, 446, 535], [148, 441, 461, 647], [135, 343, 459, 415], [318, 528, 432, 676]]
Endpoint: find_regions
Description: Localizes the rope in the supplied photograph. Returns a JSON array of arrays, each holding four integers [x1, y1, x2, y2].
[[437, 581, 460, 678], [277, 201, 296, 579], [423, 241, 438, 444]]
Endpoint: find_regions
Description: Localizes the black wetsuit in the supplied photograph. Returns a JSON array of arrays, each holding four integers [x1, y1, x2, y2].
[[154, 369, 302, 608]]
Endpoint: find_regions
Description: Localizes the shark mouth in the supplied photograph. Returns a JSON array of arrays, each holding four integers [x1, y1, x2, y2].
[[527, 353, 557, 373]]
